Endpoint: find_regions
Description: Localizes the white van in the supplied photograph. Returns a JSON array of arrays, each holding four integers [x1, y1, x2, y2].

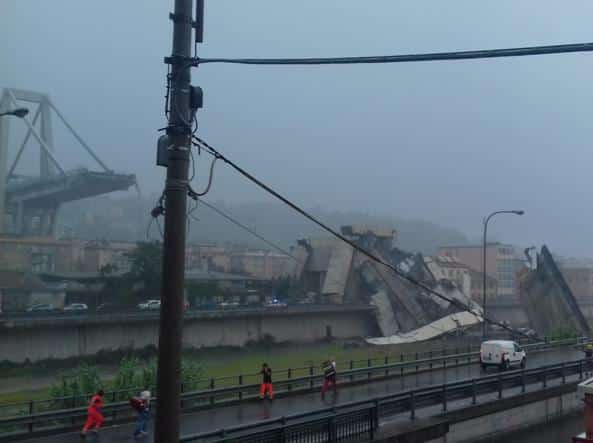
[[480, 340, 526, 370]]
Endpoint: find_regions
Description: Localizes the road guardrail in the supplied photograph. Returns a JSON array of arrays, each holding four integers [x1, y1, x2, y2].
[[180, 358, 591, 442], [0, 337, 587, 440], [0, 336, 583, 421]]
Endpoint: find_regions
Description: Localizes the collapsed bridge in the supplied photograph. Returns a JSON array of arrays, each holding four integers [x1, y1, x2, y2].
[[0, 88, 136, 236]]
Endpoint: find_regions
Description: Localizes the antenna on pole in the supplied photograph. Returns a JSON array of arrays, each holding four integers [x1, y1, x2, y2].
[[195, 0, 204, 43]]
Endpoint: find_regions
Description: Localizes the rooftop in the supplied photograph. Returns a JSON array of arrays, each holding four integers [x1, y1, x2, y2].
[[439, 242, 511, 249], [429, 255, 470, 268], [40, 269, 262, 282], [184, 269, 262, 282], [0, 270, 55, 291]]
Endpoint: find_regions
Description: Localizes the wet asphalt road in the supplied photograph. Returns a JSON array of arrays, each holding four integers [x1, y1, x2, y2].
[[21, 346, 585, 443]]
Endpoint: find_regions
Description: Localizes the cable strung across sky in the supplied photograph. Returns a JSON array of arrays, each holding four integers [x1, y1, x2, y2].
[[195, 197, 303, 263], [191, 135, 538, 342], [195, 42, 593, 66]]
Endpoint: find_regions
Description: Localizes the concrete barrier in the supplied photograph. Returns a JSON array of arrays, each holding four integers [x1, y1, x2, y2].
[[438, 384, 579, 442], [0, 305, 378, 363]]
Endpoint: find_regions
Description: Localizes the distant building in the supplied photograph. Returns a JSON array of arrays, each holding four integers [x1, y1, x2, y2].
[[81, 240, 136, 273], [439, 243, 519, 297], [230, 250, 296, 280], [186, 243, 231, 272], [0, 269, 65, 312], [556, 257, 593, 300], [425, 256, 471, 298], [0, 236, 140, 275], [0, 236, 84, 273], [467, 268, 498, 303]]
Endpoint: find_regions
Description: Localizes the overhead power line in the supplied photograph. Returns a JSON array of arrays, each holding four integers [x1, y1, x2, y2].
[[191, 135, 536, 341], [196, 42, 593, 66], [194, 197, 303, 263]]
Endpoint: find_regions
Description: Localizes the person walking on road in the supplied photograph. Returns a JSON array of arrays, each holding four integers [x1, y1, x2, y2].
[[321, 357, 337, 396], [80, 389, 105, 437], [259, 363, 274, 400], [131, 386, 151, 439]]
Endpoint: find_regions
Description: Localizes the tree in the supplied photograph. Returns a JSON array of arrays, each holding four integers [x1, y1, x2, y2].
[[97, 263, 131, 306], [125, 241, 163, 300], [186, 282, 220, 307], [271, 276, 304, 304], [95, 242, 163, 307]]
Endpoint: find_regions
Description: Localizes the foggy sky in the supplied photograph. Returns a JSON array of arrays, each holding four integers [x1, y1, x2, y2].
[[2, 1, 593, 257]]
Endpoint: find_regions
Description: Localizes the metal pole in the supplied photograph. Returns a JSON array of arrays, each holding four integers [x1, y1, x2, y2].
[[154, 0, 195, 441], [482, 209, 524, 340], [482, 217, 488, 340], [0, 91, 10, 234]]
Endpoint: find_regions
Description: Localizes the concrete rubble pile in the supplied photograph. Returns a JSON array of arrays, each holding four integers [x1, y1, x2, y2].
[[294, 225, 483, 345], [519, 245, 590, 336]]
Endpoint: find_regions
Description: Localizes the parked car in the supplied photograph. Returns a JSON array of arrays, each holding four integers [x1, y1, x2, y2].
[[138, 300, 161, 310], [64, 303, 88, 311], [26, 304, 54, 312], [265, 299, 287, 308], [517, 327, 537, 338], [217, 302, 239, 310], [480, 340, 526, 371]]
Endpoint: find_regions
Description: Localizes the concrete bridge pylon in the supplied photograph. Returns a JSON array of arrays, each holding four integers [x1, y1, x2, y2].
[[0, 88, 136, 236]]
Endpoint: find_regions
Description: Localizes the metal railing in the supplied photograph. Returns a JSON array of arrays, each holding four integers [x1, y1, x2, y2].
[[180, 358, 591, 443], [0, 336, 582, 420], [0, 304, 373, 321], [0, 337, 586, 440]]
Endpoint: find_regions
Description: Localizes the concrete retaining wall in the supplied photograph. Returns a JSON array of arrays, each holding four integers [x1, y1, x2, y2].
[[427, 384, 581, 443], [0, 307, 378, 363]]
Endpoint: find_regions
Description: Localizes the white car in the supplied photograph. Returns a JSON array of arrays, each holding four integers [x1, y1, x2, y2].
[[63, 303, 88, 311], [138, 300, 161, 310], [480, 340, 526, 371], [26, 303, 54, 312], [265, 299, 287, 308]]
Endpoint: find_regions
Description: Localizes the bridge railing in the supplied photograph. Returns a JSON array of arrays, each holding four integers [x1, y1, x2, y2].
[[180, 359, 590, 443], [0, 336, 581, 419], [0, 337, 586, 440]]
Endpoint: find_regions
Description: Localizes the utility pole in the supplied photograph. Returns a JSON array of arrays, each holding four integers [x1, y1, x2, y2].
[[154, 0, 199, 441]]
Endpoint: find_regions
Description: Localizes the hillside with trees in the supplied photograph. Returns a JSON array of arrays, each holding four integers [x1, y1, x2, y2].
[[58, 195, 469, 255]]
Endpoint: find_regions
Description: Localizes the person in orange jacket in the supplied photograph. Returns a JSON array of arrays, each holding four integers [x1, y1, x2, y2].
[[81, 389, 105, 437], [259, 363, 274, 400]]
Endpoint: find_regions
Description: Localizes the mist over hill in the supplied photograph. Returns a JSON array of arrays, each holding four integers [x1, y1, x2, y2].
[[58, 195, 469, 255]]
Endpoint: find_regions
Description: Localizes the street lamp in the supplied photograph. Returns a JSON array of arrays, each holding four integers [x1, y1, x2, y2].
[[0, 107, 29, 118], [482, 209, 524, 339]]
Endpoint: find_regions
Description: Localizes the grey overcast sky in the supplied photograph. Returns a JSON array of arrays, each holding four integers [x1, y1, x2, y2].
[[2, 1, 593, 256]]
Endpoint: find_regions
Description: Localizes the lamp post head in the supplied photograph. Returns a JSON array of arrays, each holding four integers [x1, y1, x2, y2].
[[512, 210, 525, 216], [11, 108, 29, 118], [0, 107, 29, 118]]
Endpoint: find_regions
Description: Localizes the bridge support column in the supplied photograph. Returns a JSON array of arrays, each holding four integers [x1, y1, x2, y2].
[[14, 201, 24, 235], [42, 206, 58, 237], [39, 98, 54, 178], [0, 91, 10, 233]]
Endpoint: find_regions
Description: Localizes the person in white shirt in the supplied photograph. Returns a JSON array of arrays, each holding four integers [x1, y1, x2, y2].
[[133, 386, 151, 439], [321, 357, 337, 396]]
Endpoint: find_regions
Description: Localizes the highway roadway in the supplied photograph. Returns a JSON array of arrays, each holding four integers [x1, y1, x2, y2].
[[19, 345, 585, 443]]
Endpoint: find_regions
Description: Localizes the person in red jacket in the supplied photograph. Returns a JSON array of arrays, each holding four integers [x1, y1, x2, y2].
[[259, 363, 274, 400], [81, 389, 105, 437]]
